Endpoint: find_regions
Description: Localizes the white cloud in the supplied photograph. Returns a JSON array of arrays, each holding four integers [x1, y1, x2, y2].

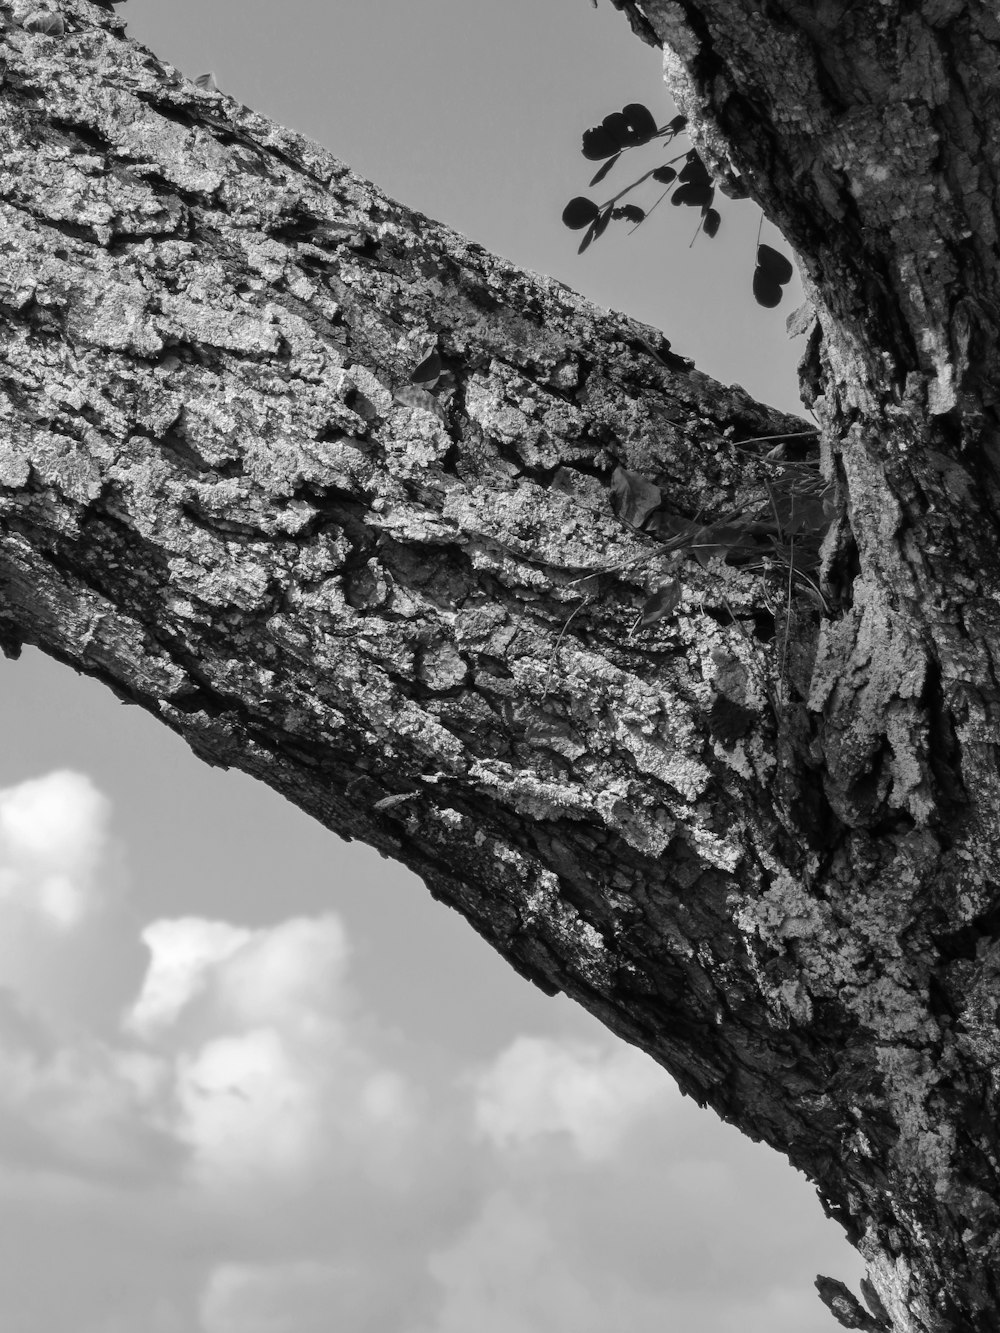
[[210, 914, 353, 1033], [125, 913, 419, 1193], [0, 770, 111, 929], [125, 915, 354, 1041], [471, 1035, 669, 1161], [124, 918, 252, 1039], [0, 1029, 175, 1182], [174, 1027, 323, 1183]]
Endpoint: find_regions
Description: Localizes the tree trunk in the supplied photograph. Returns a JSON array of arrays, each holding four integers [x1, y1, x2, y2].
[[1, 2, 998, 1328]]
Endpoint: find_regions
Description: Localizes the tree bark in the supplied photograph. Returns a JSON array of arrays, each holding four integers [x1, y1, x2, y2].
[[1, 1, 997, 1328]]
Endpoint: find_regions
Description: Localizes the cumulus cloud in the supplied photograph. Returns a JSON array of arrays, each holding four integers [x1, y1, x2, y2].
[[174, 1027, 325, 1183], [124, 913, 419, 1194], [209, 914, 353, 1033], [471, 1035, 670, 1161], [123, 918, 252, 1039], [124, 914, 355, 1041], [0, 1019, 176, 1183], [0, 770, 111, 929]]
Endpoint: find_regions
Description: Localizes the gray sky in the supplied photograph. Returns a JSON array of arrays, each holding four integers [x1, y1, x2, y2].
[[0, 2, 862, 1330]]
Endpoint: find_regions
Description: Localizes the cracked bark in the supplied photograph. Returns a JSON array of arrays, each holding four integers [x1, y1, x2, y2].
[[1, 1, 998, 1328]]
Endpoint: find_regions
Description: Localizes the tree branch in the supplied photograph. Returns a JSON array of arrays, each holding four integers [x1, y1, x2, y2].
[[5, 1, 1000, 1328]]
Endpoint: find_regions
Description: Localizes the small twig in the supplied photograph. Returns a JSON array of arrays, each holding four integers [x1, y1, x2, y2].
[[543, 595, 592, 697], [628, 184, 672, 233], [567, 555, 645, 585], [788, 563, 830, 615], [720, 596, 781, 716], [762, 475, 783, 533], [604, 169, 657, 206], [779, 536, 795, 704], [731, 429, 819, 448], [720, 596, 756, 653], [567, 540, 683, 585]]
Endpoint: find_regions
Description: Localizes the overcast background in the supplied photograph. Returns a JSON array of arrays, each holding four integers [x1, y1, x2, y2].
[[0, 1, 864, 1330]]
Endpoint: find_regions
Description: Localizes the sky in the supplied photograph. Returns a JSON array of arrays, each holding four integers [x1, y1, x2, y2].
[[0, 1, 864, 1330]]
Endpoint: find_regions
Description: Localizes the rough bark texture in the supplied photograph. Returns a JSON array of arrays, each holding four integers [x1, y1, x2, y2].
[[1, 2, 998, 1329]]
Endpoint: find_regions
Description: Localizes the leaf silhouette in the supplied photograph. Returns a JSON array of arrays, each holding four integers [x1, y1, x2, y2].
[[752, 267, 784, 308], [756, 243, 794, 284], [563, 196, 601, 230], [589, 154, 621, 187], [622, 103, 658, 143], [612, 204, 645, 223], [678, 153, 711, 186], [582, 125, 621, 160], [601, 112, 634, 150], [672, 182, 714, 209]]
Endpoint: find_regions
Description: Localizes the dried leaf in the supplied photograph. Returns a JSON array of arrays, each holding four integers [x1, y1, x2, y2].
[[785, 300, 815, 338], [610, 467, 662, 529], [693, 523, 755, 568], [411, 350, 442, 387], [640, 579, 682, 626], [643, 511, 702, 543], [23, 9, 65, 33], [393, 385, 448, 425]]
